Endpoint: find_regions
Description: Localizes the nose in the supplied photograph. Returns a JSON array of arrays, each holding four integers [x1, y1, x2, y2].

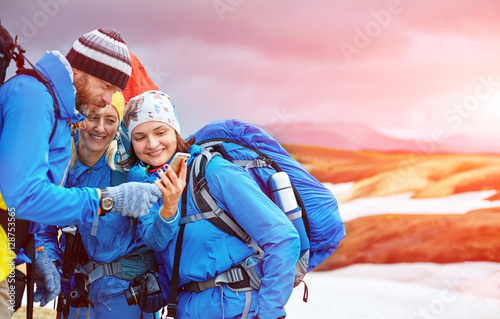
[[93, 118, 105, 133], [147, 137, 159, 149], [102, 91, 113, 105]]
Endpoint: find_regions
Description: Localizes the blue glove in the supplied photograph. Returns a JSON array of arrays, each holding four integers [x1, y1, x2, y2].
[[107, 182, 162, 218], [33, 249, 61, 307]]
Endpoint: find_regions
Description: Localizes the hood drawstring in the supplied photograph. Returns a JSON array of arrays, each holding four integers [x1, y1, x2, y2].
[[69, 121, 78, 169]]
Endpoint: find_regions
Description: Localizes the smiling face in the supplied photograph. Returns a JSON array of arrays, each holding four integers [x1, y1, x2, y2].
[[78, 105, 119, 159], [131, 121, 178, 168]]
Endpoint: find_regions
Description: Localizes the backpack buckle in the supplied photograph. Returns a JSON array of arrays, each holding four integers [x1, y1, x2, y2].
[[167, 303, 177, 318], [103, 261, 121, 276], [193, 176, 207, 195]]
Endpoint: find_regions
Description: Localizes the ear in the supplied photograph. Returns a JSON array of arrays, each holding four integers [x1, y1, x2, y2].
[[72, 67, 80, 81]]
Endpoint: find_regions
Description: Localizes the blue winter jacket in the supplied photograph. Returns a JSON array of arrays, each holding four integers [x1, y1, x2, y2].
[[37, 153, 179, 304], [134, 145, 300, 319], [0, 51, 100, 226]]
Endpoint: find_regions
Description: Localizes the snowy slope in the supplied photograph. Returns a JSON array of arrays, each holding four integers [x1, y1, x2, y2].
[[286, 262, 500, 319], [324, 182, 500, 222]]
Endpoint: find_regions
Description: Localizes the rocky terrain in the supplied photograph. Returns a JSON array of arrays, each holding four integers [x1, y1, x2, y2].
[[284, 144, 500, 270]]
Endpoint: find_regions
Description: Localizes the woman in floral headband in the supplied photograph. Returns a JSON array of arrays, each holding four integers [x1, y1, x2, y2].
[[123, 90, 299, 319]]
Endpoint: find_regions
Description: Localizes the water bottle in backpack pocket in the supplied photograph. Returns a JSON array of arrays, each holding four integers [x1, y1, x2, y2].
[[269, 171, 310, 287]]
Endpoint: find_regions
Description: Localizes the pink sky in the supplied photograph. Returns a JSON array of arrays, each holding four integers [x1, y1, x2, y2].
[[3, 0, 500, 147]]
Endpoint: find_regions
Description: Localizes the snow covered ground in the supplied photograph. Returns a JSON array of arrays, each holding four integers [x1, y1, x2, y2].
[[282, 183, 500, 318], [286, 262, 500, 319], [324, 182, 500, 222]]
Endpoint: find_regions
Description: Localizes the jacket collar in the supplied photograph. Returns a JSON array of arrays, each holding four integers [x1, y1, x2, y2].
[[34, 51, 84, 123], [67, 152, 108, 187]]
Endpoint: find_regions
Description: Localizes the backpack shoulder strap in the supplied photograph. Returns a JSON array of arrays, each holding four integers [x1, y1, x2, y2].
[[167, 162, 192, 319], [115, 128, 130, 166], [0, 24, 14, 85], [110, 169, 127, 186], [182, 149, 263, 254], [18, 68, 60, 143]]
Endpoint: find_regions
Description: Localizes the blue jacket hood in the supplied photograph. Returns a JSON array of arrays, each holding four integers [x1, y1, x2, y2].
[[34, 52, 83, 122]]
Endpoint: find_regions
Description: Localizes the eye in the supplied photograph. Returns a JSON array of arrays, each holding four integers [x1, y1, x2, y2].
[[134, 136, 145, 141], [157, 130, 166, 136], [102, 81, 112, 90], [106, 119, 116, 125]]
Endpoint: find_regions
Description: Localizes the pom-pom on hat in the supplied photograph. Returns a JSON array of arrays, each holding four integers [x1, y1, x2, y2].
[[66, 28, 132, 90]]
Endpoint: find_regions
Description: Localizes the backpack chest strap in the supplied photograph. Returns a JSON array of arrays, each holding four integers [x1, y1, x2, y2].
[[182, 255, 262, 294], [76, 247, 156, 283], [80, 260, 122, 282], [232, 158, 271, 171], [179, 206, 224, 224]]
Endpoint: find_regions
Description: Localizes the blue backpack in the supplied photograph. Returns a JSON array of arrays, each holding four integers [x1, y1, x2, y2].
[[167, 119, 345, 317], [191, 119, 345, 270]]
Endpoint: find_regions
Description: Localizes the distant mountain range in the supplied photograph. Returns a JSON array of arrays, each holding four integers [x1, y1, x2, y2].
[[261, 121, 500, 154]]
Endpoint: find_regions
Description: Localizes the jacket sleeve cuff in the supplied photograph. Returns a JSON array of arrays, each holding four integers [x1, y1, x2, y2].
[[158, 207, 179, 224]]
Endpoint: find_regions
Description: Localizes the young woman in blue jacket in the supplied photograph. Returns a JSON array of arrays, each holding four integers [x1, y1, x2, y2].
[[37, 92, 185, 318], [123, 90, 300, 319]]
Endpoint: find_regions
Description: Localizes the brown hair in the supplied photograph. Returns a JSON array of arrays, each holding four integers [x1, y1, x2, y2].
[[118, 131, 195, 169]]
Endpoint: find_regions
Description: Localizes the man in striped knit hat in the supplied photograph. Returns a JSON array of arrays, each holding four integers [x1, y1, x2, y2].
[[0, 28, 163, 317]]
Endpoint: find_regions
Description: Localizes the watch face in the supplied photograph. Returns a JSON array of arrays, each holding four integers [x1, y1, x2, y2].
[[102, 198, 114, 210]]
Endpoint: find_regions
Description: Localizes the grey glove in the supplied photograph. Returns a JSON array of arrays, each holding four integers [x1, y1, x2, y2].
[[107, 182, 162, 218], [33, 249, 61, 307]]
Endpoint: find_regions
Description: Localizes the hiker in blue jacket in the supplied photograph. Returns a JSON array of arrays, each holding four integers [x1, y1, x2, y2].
[[123, 90, 300, 319], [0, 29, 162, 314], [37, 92, 185, 318]]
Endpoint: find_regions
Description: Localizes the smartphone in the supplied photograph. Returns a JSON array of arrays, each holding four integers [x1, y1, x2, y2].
[[169, 152, 191, 175]]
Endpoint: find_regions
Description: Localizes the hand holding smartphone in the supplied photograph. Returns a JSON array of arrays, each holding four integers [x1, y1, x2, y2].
[[169, 152, 191, 175]]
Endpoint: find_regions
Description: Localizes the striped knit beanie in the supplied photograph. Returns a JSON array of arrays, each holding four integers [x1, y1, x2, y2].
[[66, 28, 132, 90]]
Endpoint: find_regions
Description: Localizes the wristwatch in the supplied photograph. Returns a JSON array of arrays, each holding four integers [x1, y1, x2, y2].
[[100, 189, 114, 213]]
